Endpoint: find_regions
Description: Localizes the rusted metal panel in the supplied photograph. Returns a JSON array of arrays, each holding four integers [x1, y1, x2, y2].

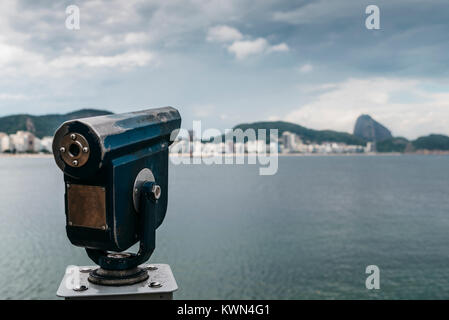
[[67, 184, 107, 230]]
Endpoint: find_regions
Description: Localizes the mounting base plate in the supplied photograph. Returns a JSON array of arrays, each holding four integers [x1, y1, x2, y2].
[[56, 263, 178, 300]]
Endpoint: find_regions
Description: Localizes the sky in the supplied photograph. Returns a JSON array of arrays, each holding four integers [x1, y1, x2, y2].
[[0, 0, 449, 139]]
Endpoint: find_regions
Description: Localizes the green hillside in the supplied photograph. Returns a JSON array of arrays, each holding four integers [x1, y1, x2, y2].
[[376, 137, 410, 153], [412, 134, 449, 151], [232, 121, 367, 145], [0, 109, 113, 138], [367, 135, 449, 152]]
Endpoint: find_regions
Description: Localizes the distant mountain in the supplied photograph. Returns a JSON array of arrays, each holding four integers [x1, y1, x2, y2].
[[412, 134, 449, 151], [0, 109, 113, 138], [353, 115, 392, 142], [232, 121, 366, 145], [354, 115, 449, 152]]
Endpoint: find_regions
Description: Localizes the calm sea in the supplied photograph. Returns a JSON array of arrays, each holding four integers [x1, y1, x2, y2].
[[1, 155, 449, 299]]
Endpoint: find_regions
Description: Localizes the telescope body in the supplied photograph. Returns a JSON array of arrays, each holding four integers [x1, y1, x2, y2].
[[52, 107, 181, 254]]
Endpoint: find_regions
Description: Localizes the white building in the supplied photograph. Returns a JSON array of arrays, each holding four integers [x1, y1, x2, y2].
[[234, 142, 245, 154], [10, 131, 36, 153], [282, 131, 297, 153], [365, 142, 374, 153], [224, 141, 234, 154], [269, 142, 279, 154], [33, 137, 42, 152], [40, 137, 53, 153], [0, 133, 12, 152], [201, 142, 221, 156]]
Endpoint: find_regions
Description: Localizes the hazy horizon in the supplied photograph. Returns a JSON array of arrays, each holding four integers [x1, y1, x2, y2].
[[0, 107, 444, 141]]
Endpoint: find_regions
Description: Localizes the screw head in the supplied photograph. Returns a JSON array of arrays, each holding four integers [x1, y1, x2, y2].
[[152, 184, 161, 200], [70, 134, 76, 140], [73, 285, 88, 292], [60, 147, 66, 153], [72, 160, 78, 166], [82, 147, 89, 153], [149, 281, 162, 288]]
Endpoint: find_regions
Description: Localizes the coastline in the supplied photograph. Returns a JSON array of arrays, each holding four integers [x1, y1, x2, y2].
[[0, 153, 53, 158], [1, 152, 448, 159], [170, 152, 447, 158]]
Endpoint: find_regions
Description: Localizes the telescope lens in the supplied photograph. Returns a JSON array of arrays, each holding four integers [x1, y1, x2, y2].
[[69, 143, 81, 157]]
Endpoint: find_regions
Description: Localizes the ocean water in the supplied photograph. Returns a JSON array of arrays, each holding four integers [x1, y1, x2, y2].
[[1, 155, 449, 299]]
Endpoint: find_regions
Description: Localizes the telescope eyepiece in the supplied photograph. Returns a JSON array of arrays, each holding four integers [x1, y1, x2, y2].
[[58, 132, 90, 168]]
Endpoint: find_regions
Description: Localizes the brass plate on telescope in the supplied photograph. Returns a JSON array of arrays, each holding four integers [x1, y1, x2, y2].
[[67, 184, 107, 230]]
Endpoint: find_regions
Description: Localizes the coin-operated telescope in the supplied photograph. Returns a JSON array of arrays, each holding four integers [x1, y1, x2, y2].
[[53, 107, 181, 286]]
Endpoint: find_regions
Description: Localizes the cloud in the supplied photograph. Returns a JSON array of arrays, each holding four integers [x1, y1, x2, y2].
[[268, 43, 289, 53], [272, 1, 357, 25], [0, 93, 29, 100], [0, 0, 447, 129], [285, 78, 449, 139], [298, 63, 313, 73], [0, 40, 47, 77], [206, 25, 243, 43], [227, 38, 268, 59], [0, 37, 156, 77], [48, 50, 155, 69], [228, 38, 289, 59], [0, 41, 40, 66], [0, 1, 167, 78], [87, 32, 150, 50], [192, 105, 216, 118], [208, 25, 289, 59]]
